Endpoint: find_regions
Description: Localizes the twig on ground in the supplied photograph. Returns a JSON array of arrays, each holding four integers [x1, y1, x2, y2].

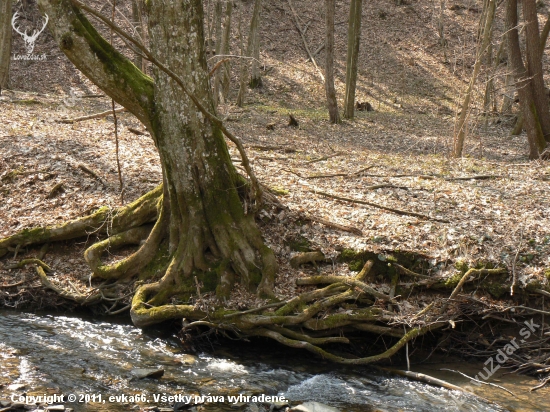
[[391, 263, 432, 280], [530, 376, 550, 392], [304, 151, 345, 164], [127, 126, 147, 135], [77, 163, 108, 187], [247, 144, 297, 153], [310, 189, 449, 223], [302, 213, 363, 236], [56, 107, 127, 123], [46, 182, 65, 199]]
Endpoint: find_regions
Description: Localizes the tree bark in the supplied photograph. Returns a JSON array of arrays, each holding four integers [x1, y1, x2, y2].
[[38, 0, 277, 324], [0, 0, 12, 91], [343, 0, 362, 119], [325, 0, 340, 124], [506, 0, 547, 158], [523, 0, 550, 142]]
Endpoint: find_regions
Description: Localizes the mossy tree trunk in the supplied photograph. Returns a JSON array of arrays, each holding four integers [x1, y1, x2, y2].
[[37, 0, 277, 327], [0, 0, 12, 91]]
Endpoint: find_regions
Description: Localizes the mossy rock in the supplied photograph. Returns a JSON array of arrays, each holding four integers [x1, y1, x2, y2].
[[269, 186, 289, 196], [485, 280, 508, 299], [285, 234, 312, 252]]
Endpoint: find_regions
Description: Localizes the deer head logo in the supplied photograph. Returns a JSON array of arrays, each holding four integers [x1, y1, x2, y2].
[[11, 12, 49, 55]]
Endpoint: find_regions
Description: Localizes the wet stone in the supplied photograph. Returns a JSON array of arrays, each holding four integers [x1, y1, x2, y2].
[[130, 368, 165, 379], [291, 402, 341, 412]]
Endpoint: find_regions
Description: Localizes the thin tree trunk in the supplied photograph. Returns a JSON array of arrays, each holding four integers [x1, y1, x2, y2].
[[507, 0, 547, 158], [523, 0, 550, 142], [0, 0, 12, 91], [132, 0, 142, 72], [213, 0, 223, 106], [438, 0, 446, 46], [343, 0, 363, 119], [237, 0, 262, 105], [236, 4, 246, 107], [325, 0, 340, 124], [540, 12, 550, 55], [453, 0, 495, 157], [506, 13, 550, 134], [249, 0, 262, 88], [220, 0, 233, 101]]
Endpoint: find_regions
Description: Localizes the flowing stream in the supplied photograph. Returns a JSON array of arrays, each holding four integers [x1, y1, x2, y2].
[[0, 311, 547, 412]]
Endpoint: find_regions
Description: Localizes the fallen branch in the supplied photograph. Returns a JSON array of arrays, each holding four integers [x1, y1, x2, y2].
[[7, 258, 53, 272], [530, 376, 550, 392], [304, 151, 345, 164], [290, 251, 325, 268], [128, 126, 147, 135], [289, 165, 374, 180], [391, 263, 432, 280], [247, 144, 297, 153], [302, 213, 363, 236], [46, 182, 65, 199], [77, 163, 107, 187], [56, 107, 127, 123], [440, 368, 516, 396], [311, 189, 449, 223]]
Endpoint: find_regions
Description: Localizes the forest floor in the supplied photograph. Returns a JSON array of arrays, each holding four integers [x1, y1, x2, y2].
[[1, 0, 550, 390]]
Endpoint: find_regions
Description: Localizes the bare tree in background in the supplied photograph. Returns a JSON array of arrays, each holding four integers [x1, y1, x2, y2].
[[0, 0, 12, 92], [237, 0, 262, 106], [325, 0, 340, 124], [523, 0, 550, 141], [343, 0, 363, 119], [452, 0, 495, 157], [507, 0, 547, 158]]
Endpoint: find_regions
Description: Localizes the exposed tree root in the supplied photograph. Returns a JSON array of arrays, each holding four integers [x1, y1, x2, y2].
[[0, 184, 162, 258], [2, 182, 549, 368]]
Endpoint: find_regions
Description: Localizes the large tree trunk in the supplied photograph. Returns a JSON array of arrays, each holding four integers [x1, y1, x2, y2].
[[37, 0, 277, 327], [506, 0, 547, 158], [0, 0, 12, 91], [523, 0, 550, 142], [325, 0, 340, 124], [343, 0, 362, 119]]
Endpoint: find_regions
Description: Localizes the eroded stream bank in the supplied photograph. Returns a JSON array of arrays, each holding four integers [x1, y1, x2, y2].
[[0, 311, 548, 411]]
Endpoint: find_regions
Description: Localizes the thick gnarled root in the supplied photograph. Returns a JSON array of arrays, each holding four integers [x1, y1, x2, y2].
[[0, 185, 162, 258]]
